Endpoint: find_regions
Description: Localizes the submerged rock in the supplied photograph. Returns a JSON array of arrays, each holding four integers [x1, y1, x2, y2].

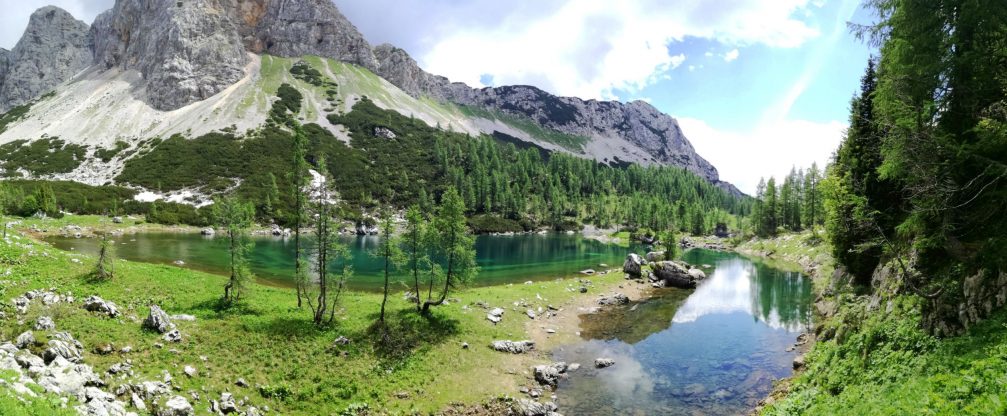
[[594, 358, 615, 368], [597, 293, 629, 306]]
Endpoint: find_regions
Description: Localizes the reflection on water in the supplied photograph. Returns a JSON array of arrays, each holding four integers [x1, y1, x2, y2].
[[46, 232, 639, 291], [555, 249, 813, 415]]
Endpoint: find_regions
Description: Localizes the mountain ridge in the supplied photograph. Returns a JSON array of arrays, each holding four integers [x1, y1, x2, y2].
[[0, 0, 741, 196]]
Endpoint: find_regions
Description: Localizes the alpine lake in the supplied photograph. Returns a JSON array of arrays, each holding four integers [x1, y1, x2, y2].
[[48, 232, 812, 415]]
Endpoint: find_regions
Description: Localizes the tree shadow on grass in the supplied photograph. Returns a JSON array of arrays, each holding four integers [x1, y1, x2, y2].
[[189, 297, 265, 318], [364, 308, 460, 362]]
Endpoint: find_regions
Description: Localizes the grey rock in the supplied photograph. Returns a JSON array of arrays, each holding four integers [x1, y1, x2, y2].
[[162, 330, 182, 343], [0, 6, 92, 112], [623, 254, 644, 277], [594, 358, 616, 368], [373, 126, 397, 139], [490, 340, 535, 354], [143, 305, 175, 334], [219, 392, 238, 414], [513, 398, 560, 416], [532, 362, 568, 388], [15, 331, 35, 348], [688, 268, 707, 281], [653, 261, 698, 289], [597, 293, 629, 306], [83, 295, 119, 317], [156, 395, 193, 416], [35, 316, 55, 330], [15, 351, 44, 369], [44, 339, 82, 363], [645, 251, 665, 263]]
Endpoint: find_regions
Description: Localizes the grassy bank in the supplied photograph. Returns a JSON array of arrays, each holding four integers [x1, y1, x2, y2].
[[0, 217, 632, 414], [737, 232, 1007, 415]]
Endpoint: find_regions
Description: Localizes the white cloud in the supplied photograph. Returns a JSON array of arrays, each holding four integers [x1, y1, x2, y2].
[[723, 48, 740, 62], [680, 117, 845, 195], [421, 0, 819, 99], [704, 51, 714, 57]]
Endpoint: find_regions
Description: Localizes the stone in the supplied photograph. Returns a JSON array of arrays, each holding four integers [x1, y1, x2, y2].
[[653, 261, 698, 289], [513, 398, 559, 416], [594, 358, 616, 368], [526, 309, 536, 319], [35, 316, 55, 330], [131, 393, 146, 411], [219, 392, 238, 414], [183, 365, 197, 378], [44, 339, 82, 363], [235, 378, 248, 387], [645, 251, 665, 262], [623, 253, 644, 277], [156, 395, 193, 416], [200, 228, 215, 236], [579, 269, 595, 275], [15, 352, 44, 369], [688, 268, 707, 281], [143, 305, 175, 334], [373, 126, 397, 139], [490, 340, 535, 354], [162, 330, 182, 343], [793, 354, 806, 370], [532, 362, 568, 388], [597, 293, 630, 306], [332, 336, 350, 346], [93, 343, 115, 355], [15, 331, 35, 348], [112, 216, 123, 224], [83, 295, 120, 317]]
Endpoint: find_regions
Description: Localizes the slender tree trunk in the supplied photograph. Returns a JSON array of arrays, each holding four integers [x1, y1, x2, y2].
[[422, 228, 456, 314], [380, 243, 390, 322], [411, 236, 421, 312]]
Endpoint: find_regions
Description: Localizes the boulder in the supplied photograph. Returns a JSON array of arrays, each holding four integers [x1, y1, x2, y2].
[[200, 228, 215, 236], [143, 305, 176, 333], [513, 398, 560, 416], [15, 331, 35, 348], [162, 330, 182, 343], [793, 354, 806, 370], [112, 216, 124, 224], [597, 293, 629, 306], [157, 396, 193, 416], [687, 268, 706, 281], [490, 340, 535, 354], [645, 251, 665, 262], [594, 358, 616, 368], [83, 295, 120, 317], [219, 392, 238, 414], [15, 352, 44, 369], [532, 362, 568, 388], [622, 253, 644, 277], [43, 339, 82, 363], [653, 261, 698, 289], [487, 307, 504, 324], [579, 269, 595, 275], [34, 316, 55, 330]]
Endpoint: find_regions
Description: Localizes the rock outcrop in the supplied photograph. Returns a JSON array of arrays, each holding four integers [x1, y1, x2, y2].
[[0, 7, 92, 112]]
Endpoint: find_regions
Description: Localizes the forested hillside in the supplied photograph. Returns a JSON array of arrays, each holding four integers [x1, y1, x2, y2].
[[762, 1, 1007, 413]]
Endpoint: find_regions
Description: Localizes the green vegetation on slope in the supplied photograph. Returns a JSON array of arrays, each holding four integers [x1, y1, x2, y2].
[[0, 138, 87, 176], [0, 218, 627, 414], [455, 103, 590, 153]]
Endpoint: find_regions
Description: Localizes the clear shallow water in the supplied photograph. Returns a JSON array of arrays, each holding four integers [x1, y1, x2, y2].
[[46, 232, 638, 291], [553, 249, 813, 415]]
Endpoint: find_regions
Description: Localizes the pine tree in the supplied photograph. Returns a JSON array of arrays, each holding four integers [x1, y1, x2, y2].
[[94, 234, 115, 280], [377, 213, 402, 323]]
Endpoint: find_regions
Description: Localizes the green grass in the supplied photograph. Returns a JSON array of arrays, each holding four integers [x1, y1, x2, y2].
[[763, 297, 1007, 415], [0, 217, 629, 414], [743, 230, 1007, 415]]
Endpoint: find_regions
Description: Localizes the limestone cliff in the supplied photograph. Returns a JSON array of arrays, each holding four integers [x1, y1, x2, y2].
[[0, 7, 92, 112]]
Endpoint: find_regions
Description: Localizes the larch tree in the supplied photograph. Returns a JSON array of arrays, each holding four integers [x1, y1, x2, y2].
[[421, 187, 477, 314], [213, 196, 255, 304]]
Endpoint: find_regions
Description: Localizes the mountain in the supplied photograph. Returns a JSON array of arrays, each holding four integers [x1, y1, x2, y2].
[[0, 0, 741, 196]]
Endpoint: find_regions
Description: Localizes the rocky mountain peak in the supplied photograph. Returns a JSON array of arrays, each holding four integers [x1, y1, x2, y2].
[[0, 6, 91, 112]]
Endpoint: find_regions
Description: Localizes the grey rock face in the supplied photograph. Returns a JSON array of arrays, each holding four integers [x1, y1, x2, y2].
[[143, 305, 176, 333], [240, 0, 377, 70], [0, 7, 92, 112], [91, 0, 248, 111], [374, 43, 446, 97]]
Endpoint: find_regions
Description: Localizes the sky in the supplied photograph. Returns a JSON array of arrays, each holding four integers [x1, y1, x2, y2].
[[1, 0, 875, 194]]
